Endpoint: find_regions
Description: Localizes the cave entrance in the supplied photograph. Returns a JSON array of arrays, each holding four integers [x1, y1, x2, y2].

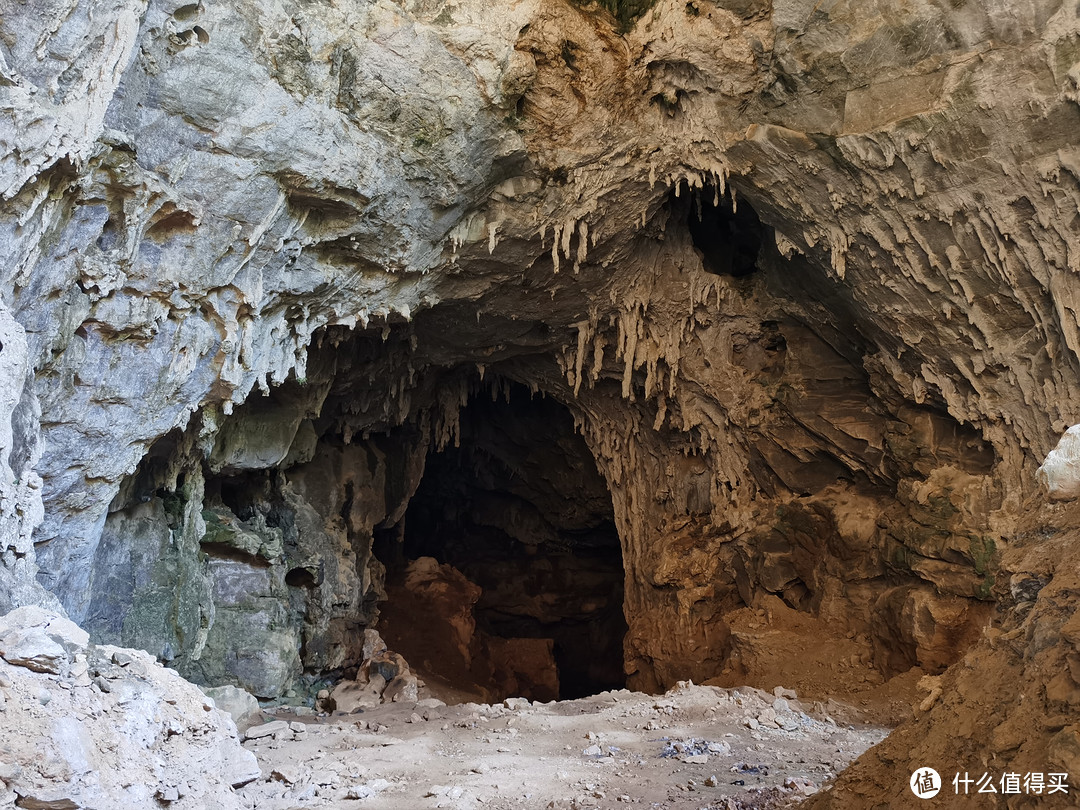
[[374, 381, 627, 702]]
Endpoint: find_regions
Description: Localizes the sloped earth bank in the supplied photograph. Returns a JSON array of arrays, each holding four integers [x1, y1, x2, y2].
[[803, 501, 1080, 810], [0, 606, 258, 809], [238, 683, 890, 810]]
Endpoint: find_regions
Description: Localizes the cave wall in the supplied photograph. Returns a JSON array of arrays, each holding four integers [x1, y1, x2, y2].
[[1, 0, 1079, 755]]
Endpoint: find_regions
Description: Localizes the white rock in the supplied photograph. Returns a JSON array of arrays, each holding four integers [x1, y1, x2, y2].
[[243, 720, 290, 740], [1038, 425, 1080, 501], [347, 778, 390, 799], [0, 628, 67, 674], [202, 685, 260, 727], [0, 607, 258, 807], [223, 745, 261, 788], [0, 607, 90, 674]]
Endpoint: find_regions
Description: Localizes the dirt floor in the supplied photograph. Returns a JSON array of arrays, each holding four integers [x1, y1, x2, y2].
[[236, 681, 895, 810], [234, 580, 935, 810]]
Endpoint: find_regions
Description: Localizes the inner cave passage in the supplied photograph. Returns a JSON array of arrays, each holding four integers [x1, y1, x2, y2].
[[374, 382, 627, 702], [685, 183, 764, 278]]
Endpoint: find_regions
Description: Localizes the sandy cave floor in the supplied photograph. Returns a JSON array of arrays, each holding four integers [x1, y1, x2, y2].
[[236, 682, 895, 810]]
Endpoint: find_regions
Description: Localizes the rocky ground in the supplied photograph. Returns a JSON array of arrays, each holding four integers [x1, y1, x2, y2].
[[236, 683, 891, 810], [0, 607, 258, 809]]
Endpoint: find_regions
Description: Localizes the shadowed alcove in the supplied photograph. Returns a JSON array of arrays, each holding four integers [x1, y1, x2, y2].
[[375, 381, 627, 701]]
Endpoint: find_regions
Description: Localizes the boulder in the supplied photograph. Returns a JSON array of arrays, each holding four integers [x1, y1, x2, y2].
[[328, 673, 386, 713], [1038, 425, 1080, 502], [203, 684, 261, 727], [0, 606, 90, 674]]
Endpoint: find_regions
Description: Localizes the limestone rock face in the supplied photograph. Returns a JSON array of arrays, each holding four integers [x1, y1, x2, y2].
[[0, 607, 258, 809], [2, 0, 1080, 798]]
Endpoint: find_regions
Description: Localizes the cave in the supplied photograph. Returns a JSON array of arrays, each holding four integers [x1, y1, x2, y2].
[[376, 382, 627, 701], [5, 0, 1080, 806]]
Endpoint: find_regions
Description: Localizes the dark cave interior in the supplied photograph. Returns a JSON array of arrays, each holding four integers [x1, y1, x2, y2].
[[686, 183, 764, 278], [376, 382, 627, 700]]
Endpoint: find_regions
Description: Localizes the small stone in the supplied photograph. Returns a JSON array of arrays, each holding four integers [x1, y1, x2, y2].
[[683, 754, 709, 765], [272, 765, 303, 785], [704, 775, 719, 787], [346, 778, 390, 799], [583, 744, 603, 757], [243, 720, 290, 740], [757, 708, 779, 727], [111, 651, 138, 667], [156, 786, 180, 802]]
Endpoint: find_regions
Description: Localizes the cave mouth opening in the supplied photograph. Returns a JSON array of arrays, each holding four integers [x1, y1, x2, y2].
[[374, 380, 628, 702], [684, 183, 764, 278]]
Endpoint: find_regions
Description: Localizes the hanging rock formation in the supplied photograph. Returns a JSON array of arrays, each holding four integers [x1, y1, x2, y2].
[[3, 0, 1080, 804]]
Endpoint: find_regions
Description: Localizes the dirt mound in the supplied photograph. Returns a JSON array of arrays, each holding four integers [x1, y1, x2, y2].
[[807, 500, 1080, 809]]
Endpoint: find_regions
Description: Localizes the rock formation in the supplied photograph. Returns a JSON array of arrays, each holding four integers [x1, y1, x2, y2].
[[3, 0, 1080, 803], [0, 606, 258, 808]]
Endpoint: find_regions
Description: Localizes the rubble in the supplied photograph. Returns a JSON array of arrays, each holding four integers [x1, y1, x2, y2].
[[0, 608, 258, 809]]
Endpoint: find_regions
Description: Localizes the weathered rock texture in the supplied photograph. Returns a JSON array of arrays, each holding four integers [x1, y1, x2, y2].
[[0, 606, 258, 808], [3, 0, 1080, 800]]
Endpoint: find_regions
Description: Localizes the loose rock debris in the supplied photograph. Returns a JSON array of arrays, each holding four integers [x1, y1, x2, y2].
[[238, 681, 889, 810]]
